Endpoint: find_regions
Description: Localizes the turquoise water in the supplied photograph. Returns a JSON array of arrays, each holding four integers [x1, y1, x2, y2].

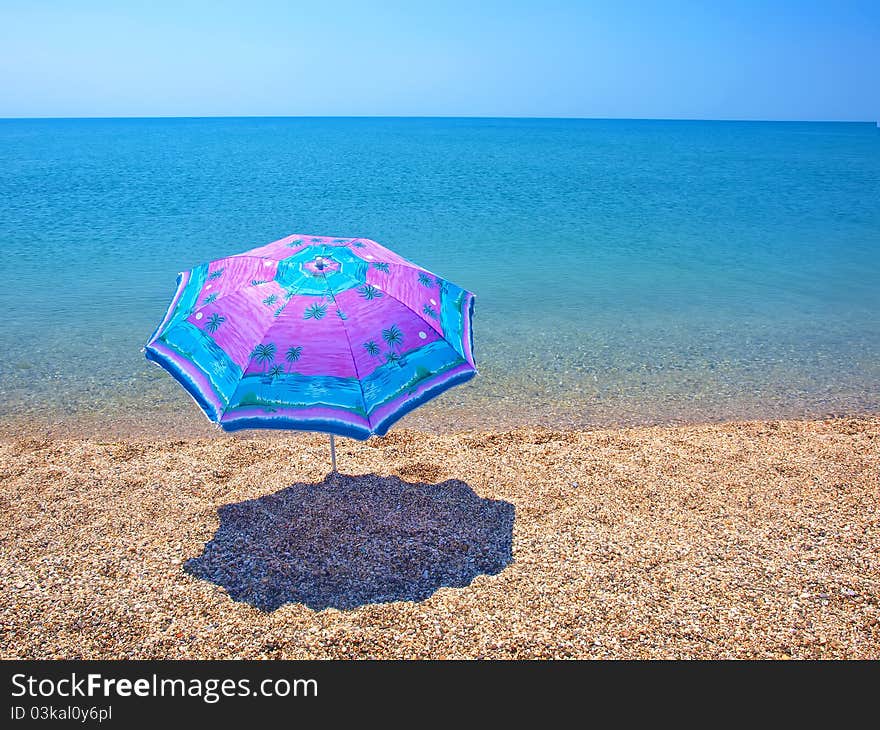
[[0, 118, 878, 435]]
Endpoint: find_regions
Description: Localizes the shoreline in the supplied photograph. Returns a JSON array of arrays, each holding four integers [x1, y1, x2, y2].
[[1, 402, 879, 440], [2, 414, 878, 659]]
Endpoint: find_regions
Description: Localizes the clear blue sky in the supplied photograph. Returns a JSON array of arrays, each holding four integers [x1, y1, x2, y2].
[[0, 0, 876, 120]]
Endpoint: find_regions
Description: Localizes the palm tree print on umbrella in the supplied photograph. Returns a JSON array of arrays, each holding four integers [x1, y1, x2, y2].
[[202, 292, 218, 305], [208, 268, 224, 280], [382, 324, 403, 348], [358, 284, 383, 300], [336, 309, 348, 320], [286, 238, 303, 248], [267, 364, 284, 379], [418, 273, 433, 287], [262, 294, 278, 307], [382, 324, 405, 366], [285, 345, 303, 373], [250, 343, 276, 372], [422, 304, 438, 319], [205, 313, 226, 333], [363, 340, 381, 359], [304, 303, 327, 320], [372, 262, 390, 273]]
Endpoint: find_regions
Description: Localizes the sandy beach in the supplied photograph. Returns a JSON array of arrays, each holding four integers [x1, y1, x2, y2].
[[1, 415, 877, 660]]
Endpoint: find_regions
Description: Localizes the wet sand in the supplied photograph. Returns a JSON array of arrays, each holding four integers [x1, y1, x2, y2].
[[1, 416, 878, 659]]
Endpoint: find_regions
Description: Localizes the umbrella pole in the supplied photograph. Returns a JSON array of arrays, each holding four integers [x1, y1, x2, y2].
[[329, 434, 337, 473]]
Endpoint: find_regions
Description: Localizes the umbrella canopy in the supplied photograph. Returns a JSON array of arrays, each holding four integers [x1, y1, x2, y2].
[[144, 234, 476, 439]]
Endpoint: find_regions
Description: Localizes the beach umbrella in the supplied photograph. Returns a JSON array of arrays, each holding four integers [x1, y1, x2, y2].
[[144, 234, 476, 469]]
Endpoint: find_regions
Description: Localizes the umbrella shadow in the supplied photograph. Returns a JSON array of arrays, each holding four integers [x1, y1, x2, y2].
[[184, 473, 515, 612]]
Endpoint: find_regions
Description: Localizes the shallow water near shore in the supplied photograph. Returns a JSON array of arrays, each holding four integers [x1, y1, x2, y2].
[[0, 117, 878, 436]]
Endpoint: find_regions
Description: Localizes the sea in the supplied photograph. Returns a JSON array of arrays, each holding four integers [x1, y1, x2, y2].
[[0, 117, 878, 436]]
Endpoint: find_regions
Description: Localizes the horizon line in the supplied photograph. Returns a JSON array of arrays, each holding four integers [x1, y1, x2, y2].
[[0, 114, 875, 124]]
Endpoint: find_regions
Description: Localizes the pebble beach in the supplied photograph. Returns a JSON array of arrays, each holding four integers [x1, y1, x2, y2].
[[1, 415, 877, 659]]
